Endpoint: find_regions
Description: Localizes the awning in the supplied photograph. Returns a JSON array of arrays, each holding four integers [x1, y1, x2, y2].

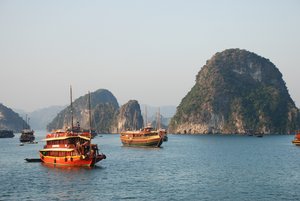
[[39, 148, 74, 152], [42, 135, 91, 141]]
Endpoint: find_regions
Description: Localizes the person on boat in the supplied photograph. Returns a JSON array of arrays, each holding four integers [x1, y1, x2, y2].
[[76, 141, 84, 155], [82, 141, 90, 156]]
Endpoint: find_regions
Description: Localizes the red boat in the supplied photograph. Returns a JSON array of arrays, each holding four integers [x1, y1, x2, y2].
[[39, 128, 106, 167], [39, 87, 106, 167]]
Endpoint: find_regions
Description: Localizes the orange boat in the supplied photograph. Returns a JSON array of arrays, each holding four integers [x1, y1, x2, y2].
[[120, 124, 166, 147], [39, 87, 106, 167], [39, 127, 106, 167], [292, 131, 300, 145]]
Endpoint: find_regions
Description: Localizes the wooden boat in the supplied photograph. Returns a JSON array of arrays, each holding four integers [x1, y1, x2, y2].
[[20, 115, 35, 143], [292, 132, 300, 145], [39, 87, 106, 167], [120, 124, 166, 147], [20, 129, 35, 142], [39, 128, 106, 167]]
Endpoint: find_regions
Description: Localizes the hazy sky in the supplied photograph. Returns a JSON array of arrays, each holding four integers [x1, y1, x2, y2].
[[0, 0, 299, 112]]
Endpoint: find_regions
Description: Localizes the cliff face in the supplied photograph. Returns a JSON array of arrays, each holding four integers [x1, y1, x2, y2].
[[169, 48, 300, 134], [47, 89, 119, 132], [111, 100, 144, 133], [0, 103, 28, 132]]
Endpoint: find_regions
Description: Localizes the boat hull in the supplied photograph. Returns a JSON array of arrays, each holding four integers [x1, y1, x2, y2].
[[292, 140, 300, 146], [0, 130, 14, 138], [120, 135, 163, 147], [20, 135, 35, 143], [39, 153, 106, 167]]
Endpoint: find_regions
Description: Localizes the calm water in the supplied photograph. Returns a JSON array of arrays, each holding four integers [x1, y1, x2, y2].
[[0, 131, 300, 201]]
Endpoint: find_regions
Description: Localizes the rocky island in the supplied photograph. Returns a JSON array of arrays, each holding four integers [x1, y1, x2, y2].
[[0, 103, 29, 132], [169, 49, 300, 134], [47, 89, 144, 133]]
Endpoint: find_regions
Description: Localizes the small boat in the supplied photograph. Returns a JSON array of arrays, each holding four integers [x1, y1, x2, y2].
[[245, 129, 253, 136], [163, 135, 168, 141], [0, 130, 14, 138], [25, 158, 42, 162], [292, 132, 300, 145], [120, 124, 166, 147], [39, 87, 106, 167]]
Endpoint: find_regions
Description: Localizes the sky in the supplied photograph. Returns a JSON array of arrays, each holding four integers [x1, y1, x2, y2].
[[0, 0, 299, 112]]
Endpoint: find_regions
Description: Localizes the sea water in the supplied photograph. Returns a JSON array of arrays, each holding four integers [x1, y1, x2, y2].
[[0, 131, 299, 201]]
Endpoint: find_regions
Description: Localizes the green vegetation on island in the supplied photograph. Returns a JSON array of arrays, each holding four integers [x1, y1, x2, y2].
[[169, 48, 300, 134]]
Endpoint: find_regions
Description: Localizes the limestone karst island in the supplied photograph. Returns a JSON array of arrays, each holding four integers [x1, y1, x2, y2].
[[1, 49, 300, 135], [169, 48, 300, 134]]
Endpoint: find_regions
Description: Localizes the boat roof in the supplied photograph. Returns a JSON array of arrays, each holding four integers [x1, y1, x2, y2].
[[42, 135, 91, 141], [40, 148, 74, 152]]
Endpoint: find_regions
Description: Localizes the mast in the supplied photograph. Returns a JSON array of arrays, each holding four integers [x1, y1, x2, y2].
[[157, 107, 161, 130], [25, 114, 28, 129], [88, 91, 92, 132], [28, 117, 30, 130], [70, 85, 74, 131], [144, 106, 148, 127], [133, 111, 137, 130]]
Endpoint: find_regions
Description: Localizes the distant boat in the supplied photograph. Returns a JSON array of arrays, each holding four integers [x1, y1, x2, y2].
[[255, 132, 264, 138], [20, 129, 35, 142], [292, 131, 300, 145], [156, 107, 168, 142], [245, 129, 253, 136], [20, 115, 35, 143], [0, 130, 14, 138], [39, 87, 106, 167], [120, 124, 166, 147]]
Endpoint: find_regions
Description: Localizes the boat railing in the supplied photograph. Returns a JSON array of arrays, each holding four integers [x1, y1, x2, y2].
[[44, 144, 76, 149], [46, 132, 91, 139]]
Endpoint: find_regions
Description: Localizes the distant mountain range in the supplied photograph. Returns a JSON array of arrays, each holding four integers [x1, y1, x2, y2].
[[15, 105, 65, 130], [140, 104, 176, 127], [140, 104, 176, 118]]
